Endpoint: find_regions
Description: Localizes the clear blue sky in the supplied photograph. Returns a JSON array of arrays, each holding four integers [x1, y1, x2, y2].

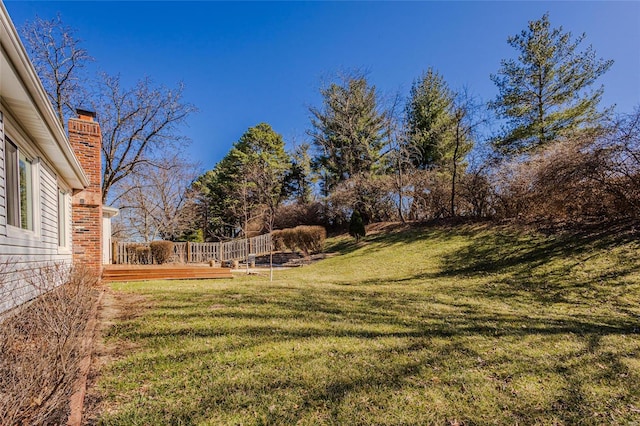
[[5, 1, 640, 171]]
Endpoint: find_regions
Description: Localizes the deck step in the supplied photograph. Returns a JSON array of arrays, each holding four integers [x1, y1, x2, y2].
[[102, 266, 233, 282]]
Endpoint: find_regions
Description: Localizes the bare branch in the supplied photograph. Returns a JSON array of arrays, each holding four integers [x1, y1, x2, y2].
[[21, 14, 93, 127], [96, 74, 197, 203]]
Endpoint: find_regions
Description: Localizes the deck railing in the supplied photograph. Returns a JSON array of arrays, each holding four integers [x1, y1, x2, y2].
[[113, 233, 273, 265]]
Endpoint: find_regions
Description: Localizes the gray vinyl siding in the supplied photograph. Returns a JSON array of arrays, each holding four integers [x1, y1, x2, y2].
[[40, 161, 59, 247], [0, 255, 72, 314], [0, 108, 74, 314]]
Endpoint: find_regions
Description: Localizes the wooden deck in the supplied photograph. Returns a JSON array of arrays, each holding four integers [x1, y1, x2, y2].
[[102, 264, 233, 282]]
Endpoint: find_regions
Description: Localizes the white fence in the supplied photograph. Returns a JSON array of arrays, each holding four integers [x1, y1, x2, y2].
[[113, 233, 273, 265]]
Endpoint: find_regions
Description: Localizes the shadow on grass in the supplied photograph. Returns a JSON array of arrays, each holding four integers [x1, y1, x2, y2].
[[99, 223, 640, 425], [432, 224, 640, 306], [439, 222, 639, 277], [125, 286, 640, 343], [325, 224, 442, 257], [104, 284, 640, 424]]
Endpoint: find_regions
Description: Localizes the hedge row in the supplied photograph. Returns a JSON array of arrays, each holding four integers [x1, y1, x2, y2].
[[150, 241, 175, 264], [126, 241, 175, 264], [272, 226, 326, 255]]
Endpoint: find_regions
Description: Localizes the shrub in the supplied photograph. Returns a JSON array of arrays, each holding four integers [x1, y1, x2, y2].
[[135, 246, 151, 264], [491, 133, 621, 223], [458, 167, 495, 218], [405, 170, 451, 221], [125, 243, 142, 264], [326, 175, 396, 227], [271, 230, 285, 251], [124, 244, 152, 265], [295, 225, 326, 255], [0, 264, 97, 425], [274, 202, 324, 229], [150, 241, 175, 264], [272, 226, 326, 255], [281, 228, 298, 253], [349, 210, 366, 242]]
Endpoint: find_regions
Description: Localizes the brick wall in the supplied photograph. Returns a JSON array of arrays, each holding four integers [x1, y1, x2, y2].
[[68, 110, 103, 276]]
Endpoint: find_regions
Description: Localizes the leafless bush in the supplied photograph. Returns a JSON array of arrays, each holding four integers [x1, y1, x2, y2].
[[125, 243, 148, 265], [272, 226, 326, 255], [492, 139, 589, 221], [135, 246, 151, 264], [596, 108, 640, 217], [457, 165, 495, 218], [490, 114, 640, 224], [405, 170, 451, 221], [326, 175, 397, 226], [0, 263, 97, 425], [150, 241, 174, 264], [320, 168, 491, 223], [295, 226, 327, 255], [273, 201, 324, 229], [271, 229, 296, 252], [271, 229, 285, 252]]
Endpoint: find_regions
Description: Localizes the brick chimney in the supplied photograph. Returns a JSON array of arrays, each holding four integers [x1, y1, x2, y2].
[[68, 109, 103, 276]]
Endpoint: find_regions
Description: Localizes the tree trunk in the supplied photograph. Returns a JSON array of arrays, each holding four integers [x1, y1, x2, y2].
[[396, 160, 406, 223], [451, 121, 460, 217]]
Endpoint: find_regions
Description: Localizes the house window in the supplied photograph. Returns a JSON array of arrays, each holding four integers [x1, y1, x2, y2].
[[5, 138, 34, 230], [58, 189, 68, 247]]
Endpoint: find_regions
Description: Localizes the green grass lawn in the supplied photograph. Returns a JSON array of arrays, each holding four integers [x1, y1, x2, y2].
[[96, 224, 640, 425]]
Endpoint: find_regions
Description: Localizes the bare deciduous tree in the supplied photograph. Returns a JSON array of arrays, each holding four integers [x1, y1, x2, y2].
[[114, 153, 200, 241], [386, 93, 416, 223], [21, 14, 93, 127], [245, 159, 289, 280], [446, 90, 483, 216], [21, 16, 198, 210], [97, 74, 197, 204]]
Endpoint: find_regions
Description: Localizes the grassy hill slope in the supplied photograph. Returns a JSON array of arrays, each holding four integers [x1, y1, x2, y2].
[[95, 224, 640, 425]]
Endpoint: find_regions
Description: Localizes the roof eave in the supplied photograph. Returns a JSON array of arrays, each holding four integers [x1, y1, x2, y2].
[[0, 3, 90, 190]]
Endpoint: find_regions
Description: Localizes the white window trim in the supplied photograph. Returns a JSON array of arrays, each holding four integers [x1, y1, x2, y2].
[[57, 184, 72, 254], [3, 114, 42, 242], [5, 154, 41, 242]]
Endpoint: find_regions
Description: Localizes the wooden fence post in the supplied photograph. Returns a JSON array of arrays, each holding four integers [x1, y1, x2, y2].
[[186, 242, 191, 264]]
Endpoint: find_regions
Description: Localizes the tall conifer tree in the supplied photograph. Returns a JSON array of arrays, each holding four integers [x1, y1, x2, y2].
[[194, 123, 291, 239], [309, 73, 387, 192], [490, 13, 613, 155], [405, 68, 455, 169]]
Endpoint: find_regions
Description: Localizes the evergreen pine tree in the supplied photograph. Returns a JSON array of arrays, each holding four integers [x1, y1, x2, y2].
[[405, 68, 455, 169], [348, 210, 366, 242], [490, 13, 613, 155], [309, 72, 387, 192]]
